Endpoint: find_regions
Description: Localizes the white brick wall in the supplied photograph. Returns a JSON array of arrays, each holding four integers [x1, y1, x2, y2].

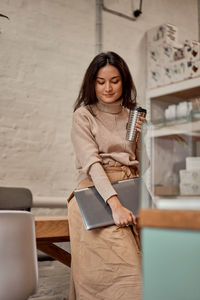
[[0, 0, 95, 198], [0, 0, 198, 198]]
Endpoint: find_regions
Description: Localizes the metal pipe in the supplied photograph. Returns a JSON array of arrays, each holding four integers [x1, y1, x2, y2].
[[96, 0, 103, 54], [102, 0, 136, 21], [139, 0, 143, 11], [33, 196, 67, 208]]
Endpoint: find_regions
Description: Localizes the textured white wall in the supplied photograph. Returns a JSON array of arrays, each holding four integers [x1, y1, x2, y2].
[[103, 0, 198, 105], [0, 0, 198, 199], [0, 0, 95, 198]]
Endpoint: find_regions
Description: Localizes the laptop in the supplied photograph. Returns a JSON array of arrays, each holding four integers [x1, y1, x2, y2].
[[74, 177, 151, 230]]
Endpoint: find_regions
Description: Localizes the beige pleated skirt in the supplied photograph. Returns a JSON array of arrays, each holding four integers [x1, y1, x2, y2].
[[67, 164, 142, 300]]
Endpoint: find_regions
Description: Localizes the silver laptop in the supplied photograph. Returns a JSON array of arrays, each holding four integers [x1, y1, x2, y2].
[[74, 177, 151, 230]]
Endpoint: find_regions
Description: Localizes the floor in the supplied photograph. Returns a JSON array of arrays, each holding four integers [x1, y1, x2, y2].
[[29, 259, 70, 300]]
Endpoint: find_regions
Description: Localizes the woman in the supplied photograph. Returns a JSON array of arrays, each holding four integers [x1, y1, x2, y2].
[[67, 51, 146, 300]]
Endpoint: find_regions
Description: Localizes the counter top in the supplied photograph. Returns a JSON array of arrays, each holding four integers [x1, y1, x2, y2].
[[139, 209, 200, 230]]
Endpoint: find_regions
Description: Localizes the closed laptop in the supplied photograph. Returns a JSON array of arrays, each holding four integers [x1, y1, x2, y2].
[[74, 177, 151, 230]]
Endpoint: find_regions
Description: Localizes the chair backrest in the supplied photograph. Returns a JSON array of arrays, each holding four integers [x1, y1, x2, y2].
[[0, 187, 32, 211], [0, 211, 38, 300]]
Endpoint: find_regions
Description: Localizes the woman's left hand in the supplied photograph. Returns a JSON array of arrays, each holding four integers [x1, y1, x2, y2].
[[136, 116, 146, 132]]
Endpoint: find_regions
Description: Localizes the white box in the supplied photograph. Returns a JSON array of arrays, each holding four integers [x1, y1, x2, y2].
[[180, 182, 200, 195], [187, 61, 200, 79], [148, 43, 185, 64], [148, 64, 164, 88], [156, 197, 200, 210], [171, 61, 183, 82], [185, 60, 193, 79], [179, 169, 200, 184], [147, 45, 163, 67], [167, 59, 189, 82], [160, 44, 176, 64], [186, 157, 200, 170], [163, 64, 174, 85], [147, 23, 178, 46], [179, 60, 199, 80], [184, 40, 200, 62], [173, 44, 185, 62], [182, 60, 191, 80], [147, 43, 185, 68]]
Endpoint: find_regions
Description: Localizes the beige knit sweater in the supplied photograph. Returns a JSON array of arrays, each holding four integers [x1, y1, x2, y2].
[[71, 100, 140, 202]]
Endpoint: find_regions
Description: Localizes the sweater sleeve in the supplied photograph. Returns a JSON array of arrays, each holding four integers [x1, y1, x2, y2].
[[71, 109, 117, 202], [71, 110, 102, 174], [89, 162, 117, 202]]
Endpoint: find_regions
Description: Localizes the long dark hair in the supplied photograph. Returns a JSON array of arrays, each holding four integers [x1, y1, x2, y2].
[[74, 51, 137, 111]]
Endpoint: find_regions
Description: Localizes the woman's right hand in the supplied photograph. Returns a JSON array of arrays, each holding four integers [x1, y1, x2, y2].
[[107, 195, 136, 227]]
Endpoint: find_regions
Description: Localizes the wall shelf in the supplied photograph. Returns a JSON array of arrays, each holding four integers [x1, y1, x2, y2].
[[149, 119, 200, 137], [147, 77, 200, 99], [143, 76, 200, 210]]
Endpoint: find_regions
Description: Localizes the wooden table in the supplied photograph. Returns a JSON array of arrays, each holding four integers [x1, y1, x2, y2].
[[35, 216, 71, 267]]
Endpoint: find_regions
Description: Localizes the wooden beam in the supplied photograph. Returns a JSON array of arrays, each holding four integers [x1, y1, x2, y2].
[[37, 241, 71, 267], [35, 216, 71, 267]]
